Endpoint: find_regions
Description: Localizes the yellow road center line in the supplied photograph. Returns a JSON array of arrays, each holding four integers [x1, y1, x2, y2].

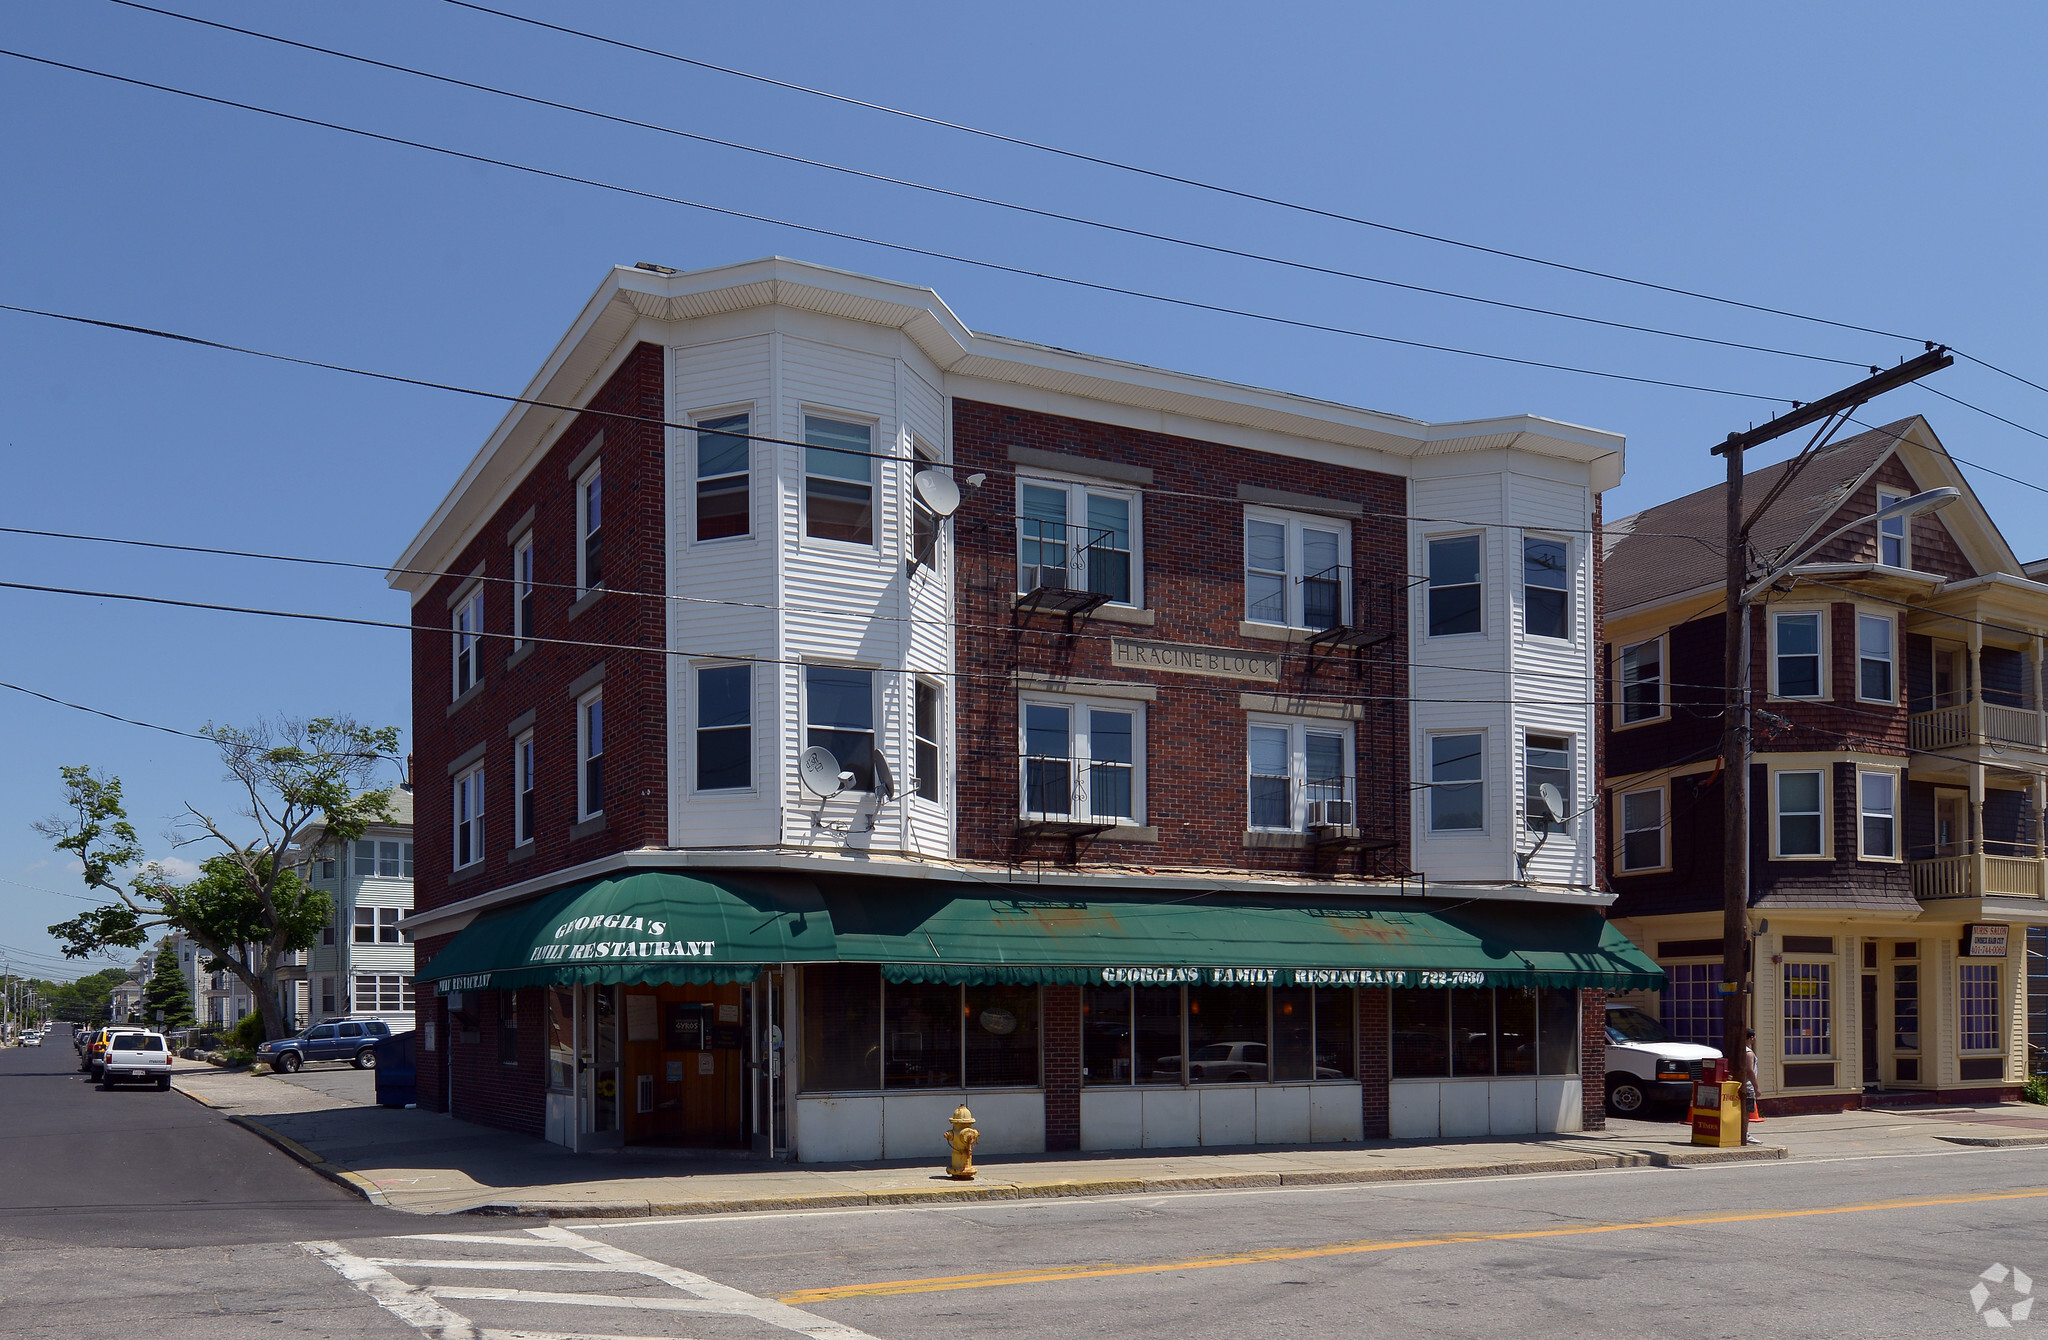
[[779, 1186, 2048, 1303]]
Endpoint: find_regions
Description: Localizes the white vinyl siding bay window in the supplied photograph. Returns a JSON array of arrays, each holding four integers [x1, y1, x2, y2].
[[803, 415, 874, 545], [1244, 509, 1348, 630], [1247, 720, 1350, 831], [1426, 534, 1481, 637], [1022, 698, 1141, 825], [1524, 732, 1573, 838], [1019, 479, 1138, 606], [806, 665, 876, 791], [695, 664, 751, 792], [1617, 637, 1664, 725], [1428, 733, 1484, 832], [694, 413, 751, 541], [914, 680, 942, 803], [1521, 535, 1570, 641]]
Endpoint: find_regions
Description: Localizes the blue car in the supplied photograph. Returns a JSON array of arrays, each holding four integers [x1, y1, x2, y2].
[[257, 1018, 394, 1073]]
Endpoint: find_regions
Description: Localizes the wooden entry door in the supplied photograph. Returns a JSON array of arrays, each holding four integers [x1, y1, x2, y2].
[[1861, 974, 1879, 1085], [621, 983, 747, 1148]]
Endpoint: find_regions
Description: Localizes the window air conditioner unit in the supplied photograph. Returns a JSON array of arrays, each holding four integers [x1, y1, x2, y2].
[[1307, 799, 1354, 828]]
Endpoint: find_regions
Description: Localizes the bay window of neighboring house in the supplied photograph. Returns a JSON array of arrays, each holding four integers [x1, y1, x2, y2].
[[1022, 697, 1142, 826], [512, 532, 534, 647], [353, 906, 376, 944], [805, 665, 875, 791], [1771, 611, 1824, 699], [696, 664, 752, 791], [803, 415, 875, 545], [1617, 637, 1665, 725], [1427, 733, 1484, 832], [1244, 509, 1349, 630], [452, 588, 483, 698], [1426, 534, 1482, 637], [1858, 613, 1896, 703], [1617, 786, 1666, 872], [576, 459, 603, 594], [1247, 719, 1351, 831], [694, 412, 751, 541], [1522, 535, 1570, 641], [1773, 769, 1825, 858], [454, 763, 484, 868], [1859, 769, 1899, 860], [1018, 479, 1138, 606], [578, 689, 605, 820], [514, 729, 536, 845]]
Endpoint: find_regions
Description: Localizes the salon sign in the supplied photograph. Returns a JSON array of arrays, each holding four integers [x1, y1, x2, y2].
[[1963, 924, 2010, 958], [1096, 966, 1487, 988]]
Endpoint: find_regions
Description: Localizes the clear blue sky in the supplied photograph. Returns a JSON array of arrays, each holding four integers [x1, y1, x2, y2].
[[4, 2, 2044, 978]]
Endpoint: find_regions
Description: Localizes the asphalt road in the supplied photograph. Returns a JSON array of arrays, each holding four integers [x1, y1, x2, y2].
[[7, 1028, 2048, 1338]]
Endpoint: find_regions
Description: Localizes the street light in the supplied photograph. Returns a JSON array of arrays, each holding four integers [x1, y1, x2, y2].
[[1742, 486, 1961, 602]]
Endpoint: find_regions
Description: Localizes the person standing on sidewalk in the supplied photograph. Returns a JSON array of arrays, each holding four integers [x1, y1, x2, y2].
[[1741, 1029, 1760, 1145]]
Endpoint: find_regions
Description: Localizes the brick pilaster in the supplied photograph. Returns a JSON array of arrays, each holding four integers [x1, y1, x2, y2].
[[1360, 986, 1389, 1138], [1581, 988, 1607, 1130], [1043, 984, 1081, 1151]]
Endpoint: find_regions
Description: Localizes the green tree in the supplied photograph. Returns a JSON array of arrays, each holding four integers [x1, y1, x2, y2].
[[29, 967, 129, 1029], [39, 715, 400, 1042], [142, 939, 196, 1030]]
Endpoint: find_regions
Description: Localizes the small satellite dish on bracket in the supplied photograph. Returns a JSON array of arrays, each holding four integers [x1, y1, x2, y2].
[[1538, 783, 1565, 825], [799, 746, 845, 797], [913, 470, 962, 518], [1518, 782, 1571, 880], [870, 747, 896, 801]]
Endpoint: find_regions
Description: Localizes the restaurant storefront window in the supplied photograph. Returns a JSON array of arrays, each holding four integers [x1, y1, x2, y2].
[[1391, 986, 1579, 1077], [1082, 984, 1357, 1085], [798, 966, 1042, 1091]]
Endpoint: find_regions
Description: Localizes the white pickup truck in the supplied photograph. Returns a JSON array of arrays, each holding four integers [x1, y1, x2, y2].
[[99, 1030, 174, 1091]]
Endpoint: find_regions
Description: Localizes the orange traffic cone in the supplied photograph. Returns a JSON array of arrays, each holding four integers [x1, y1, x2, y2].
[[1748, 1101, 1764, 1123]]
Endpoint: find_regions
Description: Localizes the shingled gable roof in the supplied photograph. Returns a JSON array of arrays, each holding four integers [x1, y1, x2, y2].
[[1603, 417, 1917, 615]]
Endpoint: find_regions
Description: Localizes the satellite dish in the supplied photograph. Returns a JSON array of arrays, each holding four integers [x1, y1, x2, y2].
[[799, 746, 844, 797], [1538, 783, 1566, 823], [913, 470, 961, 517], [870, 747, 896, 800]]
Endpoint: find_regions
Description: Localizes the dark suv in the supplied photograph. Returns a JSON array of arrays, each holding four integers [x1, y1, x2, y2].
[[257, 1019, 393, 1073]]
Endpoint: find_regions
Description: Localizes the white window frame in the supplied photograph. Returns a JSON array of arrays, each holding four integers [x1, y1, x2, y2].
[[353, 905, 376, 944], [1424, 532, 1484, 639], [1771, 767, 1829, 860], [577, 687, 605, 821], [452, 588, 483, 700], [1857, 767, 1901, 862], [1958, 962, 2002, 1053], [1856, 612, 1896, 705], [1242, 507, 1351, 630], [1768, 608, 1828, 701], [1018, 694, 1146, 826], [1523, 730, 1576, 842], [514, 728, 536, 846], [1521, 532, 1573, 642], [1245, 715, 1353, 832], [1016, 475, 1144, 609], [576, 458, 603, 596], [512, 531, 535, 648], [692, 661, 753, 795], [802, 411, 877, 548], [454, 763, 485, 869], [1616, 784, 1669, 874], [804, 663, 879, 793], [691, 408, 753, 544], [909, 440, 943, 577], [1615, 635, 1668, 727], [1426, 730, 1487, 834], [913, 677, 943, 805], [1876, 487, 1909, 568]]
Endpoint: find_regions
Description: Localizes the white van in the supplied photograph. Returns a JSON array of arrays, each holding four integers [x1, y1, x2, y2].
[[1604, 1004, 1722, 1115]]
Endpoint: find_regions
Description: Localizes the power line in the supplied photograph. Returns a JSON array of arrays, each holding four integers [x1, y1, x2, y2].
[[0, 679, 211, 742], [99, 0, 1882, 373], [0, 875, 107, 906], [0, 47, 1793, 404]]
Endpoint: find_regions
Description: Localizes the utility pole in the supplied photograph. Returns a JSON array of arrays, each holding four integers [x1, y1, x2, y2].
[[1712, 347, 1952, 1134]]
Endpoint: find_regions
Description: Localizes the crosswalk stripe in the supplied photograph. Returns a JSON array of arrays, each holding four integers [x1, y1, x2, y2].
[[422, 1286, 721, 1312], [300, 1240, 480, 1340], [398, 1234, 574, 1248], [366, 1259, 627, 1274]]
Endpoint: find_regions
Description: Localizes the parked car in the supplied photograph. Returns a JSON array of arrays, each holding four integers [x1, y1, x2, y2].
[[1604, 1004, 1721, 1115], [80, 1025, 122, 1076], [256, 1018, 395, 1073], [100, 1030, 173, 1090]]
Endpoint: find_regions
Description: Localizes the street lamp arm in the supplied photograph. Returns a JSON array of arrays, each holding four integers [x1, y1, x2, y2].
[[1739, 486, 1960, 604]]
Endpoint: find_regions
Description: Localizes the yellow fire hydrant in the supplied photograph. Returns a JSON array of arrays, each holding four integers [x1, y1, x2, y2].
[[943, 1104, 980, 1179]]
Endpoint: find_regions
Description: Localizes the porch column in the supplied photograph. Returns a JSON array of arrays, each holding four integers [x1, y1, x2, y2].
[[2033, 632, 2046, 750], [1970, 628, 1988, 899]]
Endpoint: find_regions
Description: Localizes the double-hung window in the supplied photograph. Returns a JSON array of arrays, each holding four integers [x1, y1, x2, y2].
[[576, 461, 603, 594], [1022, 698, 1141, 825], [453, 589, 483, 698], [1618, 787, 1666, 871], [1859, 770, 1897, 859], [1877, 488, 1908, 567], [376, 841, 402, 877], [578, 690, 604, 820], [353, 841, 375, 876], [914, 680, 942, 803], [694, 413, 751, 541], [1618, 637, 1664, 724], [1522, 536, 1570, 640], [910, 443, 942, 574], [353, 906, 376, 944], [1772, 612, 1823, 698], [696, 664, 751, 791], [378, 907, 403, 944], [514, 730, 536, 845], [1858, 613, 1895, 703], [1428, 733, 1484, 832], [1959, 963, 2001, 1052], [1427, 535, 1482, 636], [804, 416, 874, 545], [454, 763, 484, 868], [1246, 719, 1350, 831], [1775, 769, 1824, 857], [512, 533, 534, 647], [1244, 510, 1349, 630], [1018, 479, 1138, 605], [806, 665, 875, 791], [1524, 732, 1573, 836]]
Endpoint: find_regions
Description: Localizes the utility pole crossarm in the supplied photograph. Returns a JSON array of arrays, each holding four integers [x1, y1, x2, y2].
[[1712, 347, 1951, 458]]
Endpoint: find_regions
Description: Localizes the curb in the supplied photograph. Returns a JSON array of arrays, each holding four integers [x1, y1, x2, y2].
[[1934, 1133, 2048, 1148], [228, 1115, 391, 1207], [446, 1143, 1786, 1219]]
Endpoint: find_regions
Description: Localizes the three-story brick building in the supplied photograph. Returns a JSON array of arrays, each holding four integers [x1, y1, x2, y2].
[[397, 258, 1657, 1159]]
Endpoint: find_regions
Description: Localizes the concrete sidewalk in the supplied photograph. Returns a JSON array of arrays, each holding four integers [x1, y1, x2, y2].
[[173, 1065, 2048, 1218]]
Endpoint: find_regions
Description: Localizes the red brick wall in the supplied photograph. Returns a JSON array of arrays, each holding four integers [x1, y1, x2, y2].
[[951, 399, 1411, 874], [411, 341, 669, 926], [1043, 984, 1081, 1150], [1580, 988, 1606, 1130], [444, 986, 546, 1137], [1359, 986, 1389, 1138], [412, 931, 453, 1112]]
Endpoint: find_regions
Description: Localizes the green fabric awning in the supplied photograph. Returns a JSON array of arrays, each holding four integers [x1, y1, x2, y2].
[[417, 871, 1661, 994]]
